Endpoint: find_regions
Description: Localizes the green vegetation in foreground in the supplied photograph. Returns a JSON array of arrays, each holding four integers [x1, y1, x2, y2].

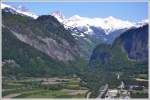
[[2, 77, 88, 98]]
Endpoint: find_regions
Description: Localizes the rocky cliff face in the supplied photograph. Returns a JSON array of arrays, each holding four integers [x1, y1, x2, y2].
[[117, 25, 148, 61], [2, 10, 80, 62], [2, 27, 81, 77], [90, 24, 148, 68]]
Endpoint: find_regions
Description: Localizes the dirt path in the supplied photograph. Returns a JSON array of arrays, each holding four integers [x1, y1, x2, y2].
[[3, 93, 21, 98]]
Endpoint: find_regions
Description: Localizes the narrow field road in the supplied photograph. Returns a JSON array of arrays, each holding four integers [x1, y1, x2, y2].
[[86, 91, 92, 98], [3, 93, 21, 98]]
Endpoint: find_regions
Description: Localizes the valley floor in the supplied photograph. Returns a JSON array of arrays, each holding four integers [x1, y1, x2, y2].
[[2, 77, 89, 98], [2, 74, 148, 98]]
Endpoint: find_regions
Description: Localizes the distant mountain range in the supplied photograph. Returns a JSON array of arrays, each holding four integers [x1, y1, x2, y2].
[[51, 11, 148, 43]]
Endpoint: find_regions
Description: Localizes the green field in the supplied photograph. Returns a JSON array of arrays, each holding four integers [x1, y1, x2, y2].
[[14, 90, 86, 98], [2, 77, 88, 98]]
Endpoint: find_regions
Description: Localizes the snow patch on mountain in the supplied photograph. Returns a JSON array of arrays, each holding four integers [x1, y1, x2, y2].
[[1, 3, 38, 19]]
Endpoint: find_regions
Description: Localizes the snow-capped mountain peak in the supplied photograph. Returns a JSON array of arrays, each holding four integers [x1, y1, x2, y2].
[[51, 11, 65, 22], [62, 15, 136, 35], [1, 3, 38, 19]]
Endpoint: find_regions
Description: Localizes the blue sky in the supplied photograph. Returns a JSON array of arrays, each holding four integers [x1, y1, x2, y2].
[[3, 2, 148, 22]]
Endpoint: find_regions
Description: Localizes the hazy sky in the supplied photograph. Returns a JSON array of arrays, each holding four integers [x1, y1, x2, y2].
[[3, 2, 148, 22]]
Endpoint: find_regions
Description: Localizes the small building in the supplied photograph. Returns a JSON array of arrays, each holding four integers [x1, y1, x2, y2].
[[105, 89, 118, 98]]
